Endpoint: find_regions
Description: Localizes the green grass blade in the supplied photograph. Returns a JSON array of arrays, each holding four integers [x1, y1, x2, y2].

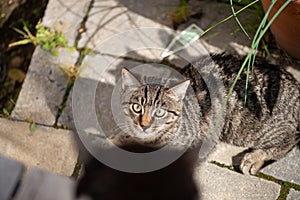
[[201, 0, 259, 37], [242, 0, 292, 103], [230, 0, 251, 40], [12, 27, 26, 36], [249, 0, 274, 70], [250, 0, 291, 56]]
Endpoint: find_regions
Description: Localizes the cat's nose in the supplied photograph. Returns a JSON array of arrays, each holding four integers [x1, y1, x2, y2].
[[141, 124, 150, 131]]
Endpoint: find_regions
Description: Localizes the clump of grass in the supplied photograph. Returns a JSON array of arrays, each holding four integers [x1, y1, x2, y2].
[[9, 21, 74, 56]]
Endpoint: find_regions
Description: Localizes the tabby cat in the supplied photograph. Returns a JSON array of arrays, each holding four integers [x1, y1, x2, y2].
[[112, 54, 300, 175]]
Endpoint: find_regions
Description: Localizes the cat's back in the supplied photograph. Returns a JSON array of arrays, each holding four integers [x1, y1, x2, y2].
[[183, 54, 299, 145], [214, 54, 299, 120], [186, 54, 299, 119]]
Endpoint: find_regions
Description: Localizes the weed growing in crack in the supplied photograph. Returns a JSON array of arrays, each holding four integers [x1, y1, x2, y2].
[[9, 21, 75, 56]]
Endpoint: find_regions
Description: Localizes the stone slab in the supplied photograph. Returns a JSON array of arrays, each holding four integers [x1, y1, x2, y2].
[[0, 156, 24, 200], [195, 162, 281, 200], [11, 47, 78, 126], [178, 0, 256, 55], [78, 0, 178, 55], [261, 147, 300, 185], [43, 0, 91, 46], [287, 189, 300, 200], [0, 118, 78, 176], [208, 143, 300, 185], [15, 168, 75, 200]]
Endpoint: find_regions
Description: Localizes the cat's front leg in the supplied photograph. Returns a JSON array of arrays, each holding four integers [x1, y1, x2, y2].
[[240, 149, 268, 175], [240, 142, 296, 175]]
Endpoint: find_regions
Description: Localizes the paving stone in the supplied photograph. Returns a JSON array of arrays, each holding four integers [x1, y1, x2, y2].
[[287, 189, 300, 200], [179, 0, 256, 55], [207, 143, 300, 185], [43, 0, 91, 46], [0, 118, 78, 176], [167, 40, 211, 69], [195, 162, 281, 200], [57, 87, 74, 129], [261, 147, 300, 185], [11, 47, 78, 126], [78, 0, 179, 54]]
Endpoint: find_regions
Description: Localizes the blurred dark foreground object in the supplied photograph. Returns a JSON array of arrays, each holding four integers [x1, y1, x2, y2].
[[76, 144, 200, 200]]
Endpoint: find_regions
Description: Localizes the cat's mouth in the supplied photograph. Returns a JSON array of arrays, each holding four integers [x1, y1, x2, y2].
[[133, 130, 158, 140], [126, 126, 163, 141]]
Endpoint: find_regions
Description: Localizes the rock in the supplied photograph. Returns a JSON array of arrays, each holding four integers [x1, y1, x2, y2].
[[11, 47, 78, 126], [287, 189, 300, 200], [261, 147, 300, 185], [42, 0, 91, 46], [78, 0, 178, 54], [195, 162, 281, 200], [0, 118, 78, 176]]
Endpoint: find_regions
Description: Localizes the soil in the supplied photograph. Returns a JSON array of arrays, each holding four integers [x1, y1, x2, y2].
[[0, 0, 48, 115]]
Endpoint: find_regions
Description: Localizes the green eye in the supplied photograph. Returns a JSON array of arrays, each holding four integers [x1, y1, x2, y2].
[[155, 108, 166, 118], [132, 103, 142, 113]]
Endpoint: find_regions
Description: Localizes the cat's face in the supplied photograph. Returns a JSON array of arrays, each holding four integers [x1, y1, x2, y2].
[[120, 68, 190, 145]]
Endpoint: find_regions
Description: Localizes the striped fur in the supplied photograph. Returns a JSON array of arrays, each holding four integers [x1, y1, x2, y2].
[[116, 54, 299, 174]]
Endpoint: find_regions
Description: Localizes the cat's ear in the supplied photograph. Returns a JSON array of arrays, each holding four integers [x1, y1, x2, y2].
[[121, 68, 142, 90], [167, 80, 190, 101]]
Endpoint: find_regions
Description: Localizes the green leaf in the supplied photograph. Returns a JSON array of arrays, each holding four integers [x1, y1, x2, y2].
[[3, 108, 9, 116], [42, 43, 50, 50], [12, 27, 26, 36], [30, 123, 36, 133], [10, 99, 16, 105], [50, 49, 59, 56], [56, 36, 66, 44]]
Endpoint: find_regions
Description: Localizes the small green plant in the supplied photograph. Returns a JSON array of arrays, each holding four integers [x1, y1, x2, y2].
[[2, 108, 9, 116], [172, 0, 190, 25], [60, 63, 82, 82], [9, 21, 73, 56], [26, 115, 36, 134]]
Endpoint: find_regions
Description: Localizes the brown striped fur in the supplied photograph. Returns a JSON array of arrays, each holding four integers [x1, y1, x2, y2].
[[113, 54, 299, 174]]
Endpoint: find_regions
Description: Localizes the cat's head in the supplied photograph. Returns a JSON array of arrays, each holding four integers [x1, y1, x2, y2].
[[120, 68, 190, 145]]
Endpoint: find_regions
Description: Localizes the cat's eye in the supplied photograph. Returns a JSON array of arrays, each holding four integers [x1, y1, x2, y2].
[[131, 103, 142, 113], [154, 108, 166, 118]]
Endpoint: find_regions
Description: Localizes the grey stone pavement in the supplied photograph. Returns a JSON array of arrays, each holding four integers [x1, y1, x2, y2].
[[1, 0, 300, 199]]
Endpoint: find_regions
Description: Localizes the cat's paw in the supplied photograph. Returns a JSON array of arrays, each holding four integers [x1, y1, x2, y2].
[[240, 149, 267, 175]]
